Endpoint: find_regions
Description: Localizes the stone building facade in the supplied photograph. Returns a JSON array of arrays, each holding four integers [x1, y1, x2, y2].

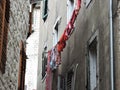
[[37, 0, 120, 90], [37, 0, 67, 89], [0, 0, 29, 90]]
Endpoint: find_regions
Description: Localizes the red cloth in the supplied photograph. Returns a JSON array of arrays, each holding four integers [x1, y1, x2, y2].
[[56, 0, 82, 53], [46, 51, 52, 90], [45, 0, 82, 89], [56, 50, 61, 65], [57, 41, 66, 52]]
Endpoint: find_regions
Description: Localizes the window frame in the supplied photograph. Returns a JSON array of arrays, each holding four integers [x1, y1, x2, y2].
[[53, 17, 61, 46]]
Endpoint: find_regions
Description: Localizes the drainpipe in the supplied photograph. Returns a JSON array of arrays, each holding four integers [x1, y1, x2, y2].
[[109, 0, 114, 90]]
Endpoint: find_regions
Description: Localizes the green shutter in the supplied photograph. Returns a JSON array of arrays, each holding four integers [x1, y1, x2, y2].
[[42, 0, 48, 21], [30, 0, 41, 4]]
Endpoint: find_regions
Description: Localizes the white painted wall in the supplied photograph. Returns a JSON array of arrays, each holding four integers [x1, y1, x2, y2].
[[25, 8, 40, 90]]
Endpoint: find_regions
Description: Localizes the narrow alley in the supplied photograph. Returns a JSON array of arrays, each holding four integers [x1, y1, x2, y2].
[[0, 0, 120, 90]]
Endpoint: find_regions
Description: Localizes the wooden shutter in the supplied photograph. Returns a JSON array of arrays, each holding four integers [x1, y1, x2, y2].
[[1, 0, 10, 73], [0, 1, 4, 63], [18, 42, 27, 90], [0, 0, 10, 73], [0, 0, 6, 73]]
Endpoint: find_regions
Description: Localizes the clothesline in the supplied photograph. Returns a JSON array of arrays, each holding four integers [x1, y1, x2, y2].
[[46, 0, 82, 90], [48, 0, 81, 70]]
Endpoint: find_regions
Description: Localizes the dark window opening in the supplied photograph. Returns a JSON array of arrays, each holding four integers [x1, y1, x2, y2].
[[88, 37, 97, 90], [67, 70, 74, 90], [58, 76, 65, 90]]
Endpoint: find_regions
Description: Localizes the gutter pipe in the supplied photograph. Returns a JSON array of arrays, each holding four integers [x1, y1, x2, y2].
[[109, 0, 114, 90]]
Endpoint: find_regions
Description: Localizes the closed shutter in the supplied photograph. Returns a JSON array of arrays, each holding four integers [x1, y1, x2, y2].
[[0, 0, 6, 73], [0, 2, 4, 61], [18, 42, 27, 90], [0, 0, 10, 73]]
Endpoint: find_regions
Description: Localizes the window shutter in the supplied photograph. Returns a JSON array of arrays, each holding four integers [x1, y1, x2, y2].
[[42, 0, 48, 21], [0, 0, 6, 73], [0, 0, 9, 73], [18, 42, 27, 90]]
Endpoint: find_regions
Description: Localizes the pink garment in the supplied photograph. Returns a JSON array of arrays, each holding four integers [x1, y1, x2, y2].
[[46, 51, 52, 90]]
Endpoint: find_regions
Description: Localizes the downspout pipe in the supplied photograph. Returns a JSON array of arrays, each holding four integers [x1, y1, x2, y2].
[[109, 0, 114, 90]]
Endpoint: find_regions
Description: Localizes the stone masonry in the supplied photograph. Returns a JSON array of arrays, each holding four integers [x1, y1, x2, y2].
[[114, 0, 120, 90], [0, 0, 29, 90]]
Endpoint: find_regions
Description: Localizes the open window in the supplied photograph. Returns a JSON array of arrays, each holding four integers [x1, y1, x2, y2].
[[87, 31, 99, 90], [89, 38, 97, 90], [66, 70, 74, 90]]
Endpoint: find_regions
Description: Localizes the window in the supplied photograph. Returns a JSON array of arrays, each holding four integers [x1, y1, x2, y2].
[[0, 0, 10, 73], [53, 26, 58, 46], [53, 17, 61, 46], [66, 70, 74, 90], [89, 38, 97, 90], [42, 0, 48, 22], [67, 0, 74, 23], [87, 31, 99, 90], [85, 0, 92, 7], [61, 77, 66, 90], [42, 47, 47, 79]]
